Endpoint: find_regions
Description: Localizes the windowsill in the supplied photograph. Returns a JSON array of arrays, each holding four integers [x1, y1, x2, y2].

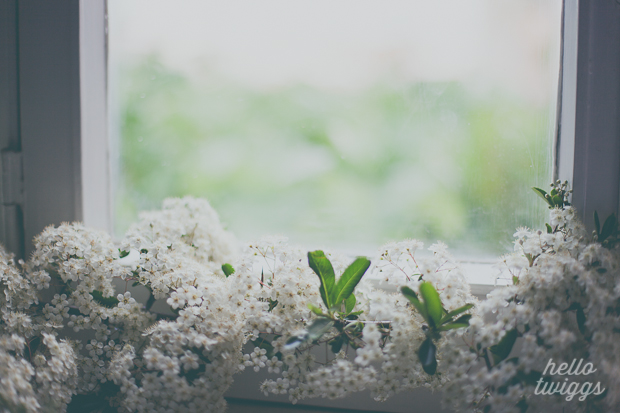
[[223, 259, 503, 412], [225, 366, 450, 413], [364, 259, 503, 298], [333, 244, 505, 298], [458, 260, 508, 296]]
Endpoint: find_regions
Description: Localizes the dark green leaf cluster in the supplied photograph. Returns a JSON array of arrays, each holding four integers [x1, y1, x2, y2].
[[89, 290, 120, 308], [532, 180, 571, 209], [284, 251, 370, 353], [488, 328, 518, 365], [534, 181, 620, 249], [401, 283, 473, 375], [593, 211, 619, 248]]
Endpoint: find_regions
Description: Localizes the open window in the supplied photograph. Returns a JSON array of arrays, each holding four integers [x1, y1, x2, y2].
[[0, 0, 110, 259], [107, 0, 560, 268], [2, 0, 620, 283], [1, 1, 620, 412]]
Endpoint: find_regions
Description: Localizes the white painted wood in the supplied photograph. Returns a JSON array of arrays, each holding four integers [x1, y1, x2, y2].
[[16, 0, 109, 256], [80, 0, 112, 233], [19, 0, 83, 255], [555, 0, 578, 186], [0, 0, 25, 258], [556, 0, 620, 229]]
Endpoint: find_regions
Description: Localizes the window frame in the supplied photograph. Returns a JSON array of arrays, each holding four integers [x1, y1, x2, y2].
[[555, 0, 620, 228], [2, 0, 619, 263], [1, 0, 619, 411], [0, 0, 110, 259]]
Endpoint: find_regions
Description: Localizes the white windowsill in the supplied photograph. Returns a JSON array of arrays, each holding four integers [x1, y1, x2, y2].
[[363, 259, 503, 298], [222, 257, 504, 412]]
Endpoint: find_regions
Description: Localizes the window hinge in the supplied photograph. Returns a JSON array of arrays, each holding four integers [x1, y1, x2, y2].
[[1, 150, 24, 206]]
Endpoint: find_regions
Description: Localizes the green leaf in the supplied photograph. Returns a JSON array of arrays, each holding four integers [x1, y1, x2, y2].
[[27, 336, 41, 357], [401, 286, 428, 322], [545, 223, 553, 234], [67, 382, 122, 413], [308, 251, 336, 309], [516, 399, 528, 413], [283, 335, 305, 351], [221, 263, 235, 277], [345, 294, 356, 314], [268, 299, 279, 312], [255, 338, 276, 359], [418, 337, 437, 375], [551, 194, 563, 207], [532, 187, 551, 206], [594, 211, 601, 235], [345, 311, 363, 320], [307, 318, 334, 342], [329, 336, 344, 354], [489, 328, 518, 365], [282, 318, 335, 351], [308, 303, 325, 317], [119, 249, 130, 258], [419, 282, 442, 328], [437, 314, 472, 331], [576, 306, 587, 337], [515, 369, 542, 387], [600, 214, 617, 242], [331, 257, 371, 308], [588, 388, 608, 402], [440, 303, 474, 325], [90, 290, 119, 308]]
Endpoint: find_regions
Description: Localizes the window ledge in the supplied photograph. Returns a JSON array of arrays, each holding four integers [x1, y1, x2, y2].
[[364, 259, 503, 299]]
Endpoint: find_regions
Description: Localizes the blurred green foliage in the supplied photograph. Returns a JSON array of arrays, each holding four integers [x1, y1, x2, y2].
[[115, 55, 551, 255]]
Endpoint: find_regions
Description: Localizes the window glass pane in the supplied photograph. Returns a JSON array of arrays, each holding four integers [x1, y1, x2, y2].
[[108, 0, 562, 256]]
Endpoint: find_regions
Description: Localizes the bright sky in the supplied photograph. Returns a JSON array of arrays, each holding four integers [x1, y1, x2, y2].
[[109, 0, 561, 103]]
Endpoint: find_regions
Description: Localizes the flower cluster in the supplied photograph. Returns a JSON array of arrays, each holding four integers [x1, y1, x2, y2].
[[2, 196, 475, 412], [0, 244, 78, 413], [2, 184, 616, 413], [443, 197, 620, 412], [0, 198, 239, 412], [231, 236, 475, 404]]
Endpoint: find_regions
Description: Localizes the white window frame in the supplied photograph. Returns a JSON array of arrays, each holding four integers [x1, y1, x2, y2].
[[1, 0, 619, 411], [555, 0, 620, 229], [0, 0, 110, 259], [1, 0, 618, 277]]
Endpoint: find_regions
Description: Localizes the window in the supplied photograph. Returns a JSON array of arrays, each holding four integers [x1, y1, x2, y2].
[[4, 0, 618, 281], [1, 0, 620, 411], [555, 0, 620, 230], [0, 0, 109, 259], [108, 0, 561, 265]]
